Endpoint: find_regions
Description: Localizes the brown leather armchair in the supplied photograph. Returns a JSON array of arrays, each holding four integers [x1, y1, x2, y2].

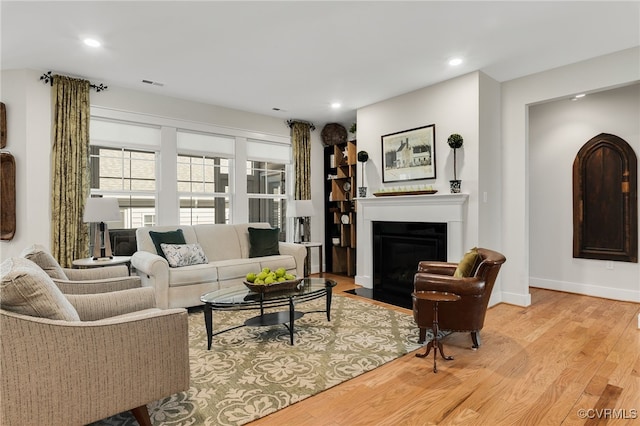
[[413, 248, 506, 349]]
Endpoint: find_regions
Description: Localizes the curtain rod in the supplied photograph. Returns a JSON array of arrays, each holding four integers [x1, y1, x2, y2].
[[286, 119, 316, 131], [39, 71, 108, 92]]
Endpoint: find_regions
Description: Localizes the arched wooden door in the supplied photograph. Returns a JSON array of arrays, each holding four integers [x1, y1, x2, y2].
[[573, 133, 637, 262]]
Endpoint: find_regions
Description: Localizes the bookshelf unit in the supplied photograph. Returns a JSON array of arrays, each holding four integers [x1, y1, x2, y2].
[[324, 140, 357, 276]]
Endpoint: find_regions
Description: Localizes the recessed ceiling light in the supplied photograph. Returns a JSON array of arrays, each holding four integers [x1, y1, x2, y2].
[[448, 57, 463, 66], [331, 102, 342, 109], [83, 38, 101, 48]]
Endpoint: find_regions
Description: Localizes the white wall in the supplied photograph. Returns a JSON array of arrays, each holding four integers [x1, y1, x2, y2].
[[529, 83, 640, 302], [356, 72, 483, 253], [0, 69, 52, 260], [501, 47, 640, 306], [0, 69, 326, 273]]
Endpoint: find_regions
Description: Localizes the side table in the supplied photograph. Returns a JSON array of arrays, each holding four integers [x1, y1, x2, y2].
[[297, 242, 323, 276], [412, 290, 461, 373], [72, 256, 132, 270]]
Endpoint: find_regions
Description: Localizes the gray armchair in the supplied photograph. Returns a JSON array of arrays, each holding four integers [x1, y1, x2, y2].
[[21, 243, 141, 294], [0, 257, 190, 425]]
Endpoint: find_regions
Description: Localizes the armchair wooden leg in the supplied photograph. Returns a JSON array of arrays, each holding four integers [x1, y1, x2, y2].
[[471, 331, 481, 349], [131, 405, 152, 426], [418, 327, 426, 344]]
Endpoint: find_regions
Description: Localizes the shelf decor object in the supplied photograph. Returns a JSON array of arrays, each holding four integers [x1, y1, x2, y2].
[[84, 197, 121, 260], [381, 124, 436, 183]]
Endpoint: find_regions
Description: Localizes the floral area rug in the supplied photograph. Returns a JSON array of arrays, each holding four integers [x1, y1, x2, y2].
[[93, 294, 423, 426]]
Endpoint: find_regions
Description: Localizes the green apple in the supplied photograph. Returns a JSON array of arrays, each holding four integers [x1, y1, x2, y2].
[[246, 272, 257, 283], [275, 267, 286, 278]]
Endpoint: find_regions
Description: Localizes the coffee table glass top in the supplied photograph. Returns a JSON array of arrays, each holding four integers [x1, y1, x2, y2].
[[201, 277, 336, 309]]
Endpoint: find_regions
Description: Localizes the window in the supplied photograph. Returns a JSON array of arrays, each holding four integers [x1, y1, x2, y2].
[[178, 155, 230, 224], [89, 118, 160, 229], [177, 130, 233, 225], [246, 140, 291, 239], [89, 146, 157, 228]]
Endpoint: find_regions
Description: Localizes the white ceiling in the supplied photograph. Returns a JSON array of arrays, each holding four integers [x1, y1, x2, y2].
[[2, 1, 639, 126]]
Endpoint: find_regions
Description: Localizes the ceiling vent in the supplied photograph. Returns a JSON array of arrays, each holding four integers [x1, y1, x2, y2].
[[141, 79, 164, 87]]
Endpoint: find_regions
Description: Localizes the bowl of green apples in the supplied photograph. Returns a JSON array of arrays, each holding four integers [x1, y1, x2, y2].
[[244, 267, 301, 293]]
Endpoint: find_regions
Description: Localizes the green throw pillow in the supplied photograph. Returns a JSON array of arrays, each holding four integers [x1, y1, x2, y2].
[[248, 227, 280, 258], [149, 229, 186, 260], [453, 247, 481, 278]]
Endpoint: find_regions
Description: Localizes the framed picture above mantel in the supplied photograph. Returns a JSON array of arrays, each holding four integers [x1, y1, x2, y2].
[[381, 124, 436, 183]]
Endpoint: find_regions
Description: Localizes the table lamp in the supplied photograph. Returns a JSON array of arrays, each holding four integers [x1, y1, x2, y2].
[[286, 200, 315, 243], [83, 197, 120, 260]]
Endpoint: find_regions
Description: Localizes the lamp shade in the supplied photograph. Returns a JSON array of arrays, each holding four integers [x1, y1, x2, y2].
[[83, 197, 120, 223], [286, 200, 315, 218]]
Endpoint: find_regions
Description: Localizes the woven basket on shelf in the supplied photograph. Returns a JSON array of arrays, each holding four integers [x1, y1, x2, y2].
[[321, 123, 347, 146]]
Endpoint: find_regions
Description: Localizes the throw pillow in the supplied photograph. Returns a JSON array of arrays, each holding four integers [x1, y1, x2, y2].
[[149, 229, 186, 260], [20, 243, 68, 280], [160, 243, 209, 268], [453, 247, 481, 278], [0, 257, 80, 321], [248, 227, 280, 258]]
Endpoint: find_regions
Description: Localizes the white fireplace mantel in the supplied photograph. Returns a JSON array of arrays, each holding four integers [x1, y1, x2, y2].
[[355, 193, 469, 288]]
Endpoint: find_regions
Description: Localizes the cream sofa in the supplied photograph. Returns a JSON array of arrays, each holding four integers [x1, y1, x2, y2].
[[131, 223, 307, 309]]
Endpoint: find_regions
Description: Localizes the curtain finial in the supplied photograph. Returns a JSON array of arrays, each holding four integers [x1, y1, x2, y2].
[[286, 119, 316, 132]]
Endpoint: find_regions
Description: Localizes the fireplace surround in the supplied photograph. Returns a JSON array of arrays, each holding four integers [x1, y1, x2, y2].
[[356, 193, 469, 296]]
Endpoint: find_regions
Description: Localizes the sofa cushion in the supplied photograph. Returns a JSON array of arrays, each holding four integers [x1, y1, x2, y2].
[[161, 243, 209, 268], [0, 257, 80, 321], [248, 227, 280, 258], [454, 247, 481, 278], [213, 258, 263, 281], [259, 255, 298, 276], [168, 263, 218, 288], [150, 229, 186, 260], [193, 224, 242, 262], [20, 244, 68, 280]]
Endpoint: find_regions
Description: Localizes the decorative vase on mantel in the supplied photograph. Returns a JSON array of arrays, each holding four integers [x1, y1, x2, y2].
[[449, 179, 461, 193], [447, 133, 464, 194], [357, 150, 369, 198]]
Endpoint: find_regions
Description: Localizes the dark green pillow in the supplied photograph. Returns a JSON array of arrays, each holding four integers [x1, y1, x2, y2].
[[248, 227, 280, 258], [149, 229, 186, 260], [454, 247, 480, 278]]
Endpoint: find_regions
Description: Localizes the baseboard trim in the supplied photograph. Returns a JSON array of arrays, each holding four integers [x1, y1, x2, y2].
[[529, 277, 640, 303]]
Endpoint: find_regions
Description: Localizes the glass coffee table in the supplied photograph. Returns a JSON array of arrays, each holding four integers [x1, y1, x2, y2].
[[200, 277, 337, 349]]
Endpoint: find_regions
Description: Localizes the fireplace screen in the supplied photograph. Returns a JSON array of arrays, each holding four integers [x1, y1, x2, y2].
[[373, 221, 446, 308]]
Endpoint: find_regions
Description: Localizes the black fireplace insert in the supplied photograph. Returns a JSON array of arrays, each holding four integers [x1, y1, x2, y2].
[[372, 221, 447, 308]]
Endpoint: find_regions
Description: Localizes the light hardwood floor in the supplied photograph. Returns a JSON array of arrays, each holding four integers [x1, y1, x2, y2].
[[250, 273, 640, 425]]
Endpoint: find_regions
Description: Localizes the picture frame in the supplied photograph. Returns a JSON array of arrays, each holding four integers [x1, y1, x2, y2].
[[381, 124, 436, 183]]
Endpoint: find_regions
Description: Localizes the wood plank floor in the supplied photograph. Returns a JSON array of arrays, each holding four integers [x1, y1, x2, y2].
[[249, 273, 640, 425]]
